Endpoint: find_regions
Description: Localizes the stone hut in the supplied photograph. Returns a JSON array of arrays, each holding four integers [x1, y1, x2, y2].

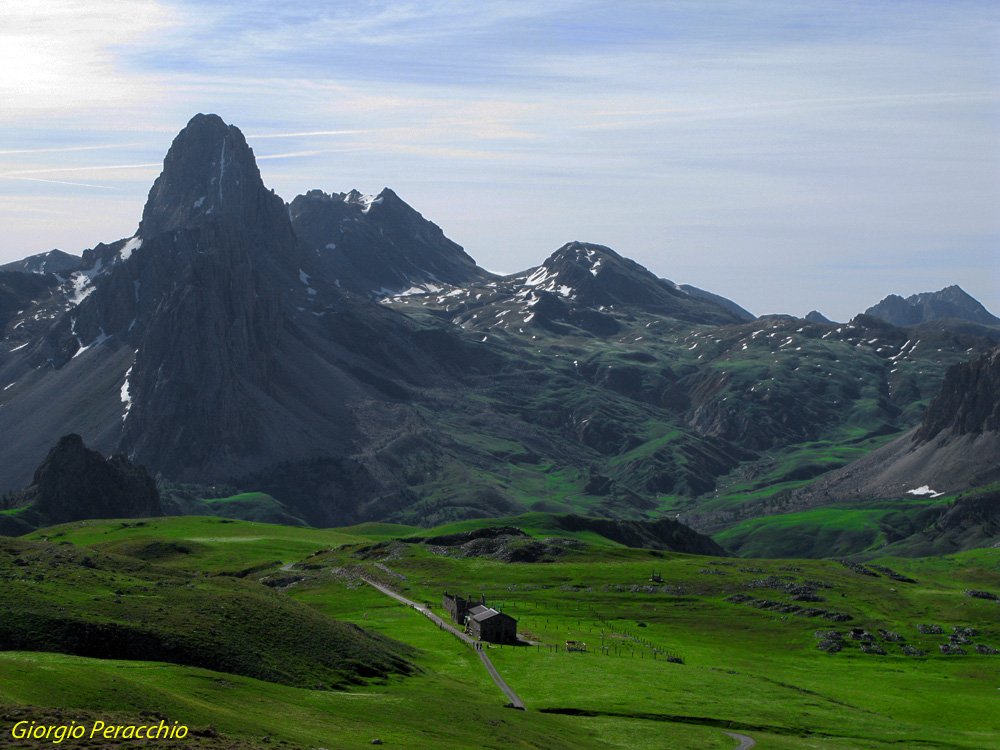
[[443, 592, 480, 624], [442, 592, 517, 644], [468, 604, 517, 644]]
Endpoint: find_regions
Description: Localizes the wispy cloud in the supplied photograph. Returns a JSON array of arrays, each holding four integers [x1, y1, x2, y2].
[[8, 176, 118, 190], [0, 143, 140, 156], [0, 0, 997, 320], [0, 164, 162, 177]]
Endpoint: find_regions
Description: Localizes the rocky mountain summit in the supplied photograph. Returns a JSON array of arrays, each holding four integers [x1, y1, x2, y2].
[[865, 285, 1000, 327], [289, 187, 490, 297]]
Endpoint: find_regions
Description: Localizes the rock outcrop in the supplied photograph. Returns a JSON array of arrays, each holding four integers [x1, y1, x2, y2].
[[1, 434, 161, 533]]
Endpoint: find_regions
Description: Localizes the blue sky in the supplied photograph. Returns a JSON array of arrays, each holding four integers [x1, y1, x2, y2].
[[1, 0, 997, 321]]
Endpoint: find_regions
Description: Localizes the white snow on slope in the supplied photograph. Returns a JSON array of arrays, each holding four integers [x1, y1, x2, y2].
[[907, 485, 944, 498], [120, 365, 133, 421], [119, 236, 142, 261]]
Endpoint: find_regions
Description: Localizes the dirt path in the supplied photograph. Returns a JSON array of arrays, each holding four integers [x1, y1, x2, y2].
[[361, 577, 526, 709], [723, 731, 756, 749]]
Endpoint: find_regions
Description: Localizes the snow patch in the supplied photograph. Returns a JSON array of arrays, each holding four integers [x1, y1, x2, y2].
[[907, 486, 944, 498], [325, 243, 337, 250], [120, 365, 133, 421], [68, 272, 95, 305], [72, 328, 108, 359], [298, 269, 311, 285], [524, 266, 551, 287], [9, 342, 28, 352], [193, 196, 206, 209]]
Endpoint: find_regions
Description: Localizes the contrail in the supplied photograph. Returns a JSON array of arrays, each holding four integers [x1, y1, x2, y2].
[[0, 143, 140, 156], [247, 128, 409, 139], [0, 163, 161, 177], [9, 176, 117, 190]]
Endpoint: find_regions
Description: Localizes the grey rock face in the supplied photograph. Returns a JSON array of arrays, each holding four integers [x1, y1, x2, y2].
[[290, 188, 489, 297], [916, 346, 1000, 441], [138, 113, 289, 240]]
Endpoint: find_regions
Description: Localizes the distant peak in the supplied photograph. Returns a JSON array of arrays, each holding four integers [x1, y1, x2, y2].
[[865, 284, 999, 327], [805, 310, 835, 325]]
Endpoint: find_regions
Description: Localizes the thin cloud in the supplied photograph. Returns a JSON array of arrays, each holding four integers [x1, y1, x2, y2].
[[247, 128, 409, 139], [0, 163, 161, 177], [0, 143, 140, 156], [9, 176, 117, 190]]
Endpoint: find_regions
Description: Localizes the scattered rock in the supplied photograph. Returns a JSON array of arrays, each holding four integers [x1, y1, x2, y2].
[[974, 644, 999, 655], [866, 565, 917, 584], [939, 643, 967, 655], [964, 589, 998, 601], [859, 643, 886, 655], [878, 629, 905, 642], [953, 626, 979, 637], [902, 645, 926, 657], [814, 630, 843, 641], [834, 559, 879, 577], [917, 624, 945, 634]]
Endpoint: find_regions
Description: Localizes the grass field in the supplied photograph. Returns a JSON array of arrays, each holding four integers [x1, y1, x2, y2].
[[3, 515, 999, 749]]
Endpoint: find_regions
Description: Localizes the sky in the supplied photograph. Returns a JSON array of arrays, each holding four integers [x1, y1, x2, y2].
[[1, 0, 997, 322]]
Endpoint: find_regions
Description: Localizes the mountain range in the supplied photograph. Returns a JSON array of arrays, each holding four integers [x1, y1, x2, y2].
[[1, 113, 997, 555]]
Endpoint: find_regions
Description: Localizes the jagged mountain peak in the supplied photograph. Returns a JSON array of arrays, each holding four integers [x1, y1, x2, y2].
[[864, 284, 1000, 328], [137, 113, 283, 239], [289, 185, 488, 297]]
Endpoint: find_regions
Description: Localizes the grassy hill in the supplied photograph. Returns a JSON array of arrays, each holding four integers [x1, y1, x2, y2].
[[0, 533, 413, 689], [5, 515, 999, 749]]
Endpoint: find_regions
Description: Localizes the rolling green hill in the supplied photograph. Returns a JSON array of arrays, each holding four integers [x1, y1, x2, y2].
[[0, 532, 413, 690], [5, 515, 997, 749]]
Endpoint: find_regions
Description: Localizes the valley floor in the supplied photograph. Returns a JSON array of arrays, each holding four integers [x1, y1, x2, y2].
[[2, 516, 999, 749]]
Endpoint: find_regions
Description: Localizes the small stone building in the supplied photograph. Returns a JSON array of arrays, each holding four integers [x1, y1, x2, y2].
[[442, 592, 517, 644], [442, 592, 477, 624], [468, 605, 517, 644]]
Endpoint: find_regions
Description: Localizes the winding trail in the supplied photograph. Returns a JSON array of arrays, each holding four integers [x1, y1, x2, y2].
[[360, 576, 526, 709], [723, 731, 756, 749]]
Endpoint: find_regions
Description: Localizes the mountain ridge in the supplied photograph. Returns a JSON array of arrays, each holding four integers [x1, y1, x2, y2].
[[1, 114, 997, 547]]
